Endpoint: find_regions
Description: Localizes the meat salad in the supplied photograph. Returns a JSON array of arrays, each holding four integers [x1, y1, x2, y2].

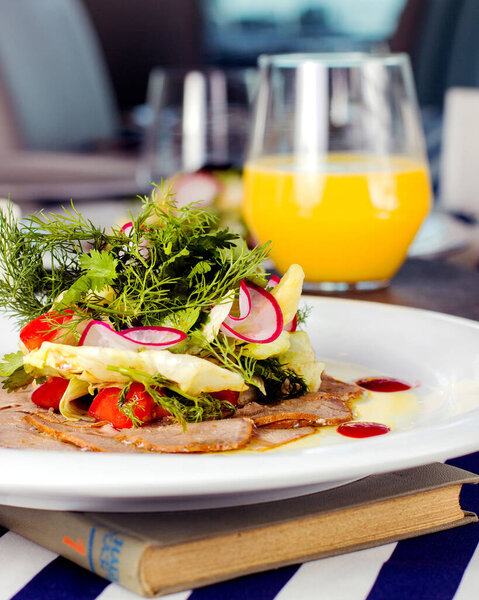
[[0, 191, 363, 452]]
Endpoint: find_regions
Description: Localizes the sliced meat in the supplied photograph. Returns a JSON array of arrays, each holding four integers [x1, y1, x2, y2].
[[247, 426, 316, 451], [0, 389, 76, 450], [235, 372, 362, 429], [0, 410, 76, 451], [318, 374, 363, 400], [236, 394, 353, 428], [24, 413, 141, 453], [0, 375, 361, 452], [0, 388, 32, 411], [116, 418, 254, 453], [2, 388, 253, 453]]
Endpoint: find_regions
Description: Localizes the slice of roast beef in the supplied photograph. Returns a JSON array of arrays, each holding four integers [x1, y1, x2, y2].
[[318, 373, 363, 400], [247, 426, 316, 451], [236, 394, 353, 428], [116, 418, 254, 453], [24, 413, 141, 452], [0, 389, 76, 450], [236, 373, 362, 428], [0, 409, 77, 450]]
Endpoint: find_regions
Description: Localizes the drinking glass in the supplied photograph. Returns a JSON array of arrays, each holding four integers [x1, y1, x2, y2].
[[137, 67, 258, 185], [243, 53, 432, 291]]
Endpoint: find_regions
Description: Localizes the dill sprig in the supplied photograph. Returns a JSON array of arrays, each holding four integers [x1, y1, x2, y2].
[[295, 305, 311, 328], [0, 202, 104, 325]]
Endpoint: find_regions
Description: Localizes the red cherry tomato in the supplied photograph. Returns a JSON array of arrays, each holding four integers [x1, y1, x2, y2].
[[88, 383, 163, 429], [31, 377, 70, 410], [20, 310, 76, 351], [211, 390, 240, 406]]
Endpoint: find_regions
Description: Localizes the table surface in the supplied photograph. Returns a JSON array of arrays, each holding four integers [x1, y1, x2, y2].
[[1, 258, 479, 600]]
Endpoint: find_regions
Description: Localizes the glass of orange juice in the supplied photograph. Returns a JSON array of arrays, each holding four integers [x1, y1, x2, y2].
[[243, 53, 432, 291]]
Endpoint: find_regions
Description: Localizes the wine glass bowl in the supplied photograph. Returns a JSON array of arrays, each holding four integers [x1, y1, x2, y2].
[[137, 67, 258, 184]]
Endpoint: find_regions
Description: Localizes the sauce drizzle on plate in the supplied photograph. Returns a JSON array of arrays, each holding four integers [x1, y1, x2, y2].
[[356, 377, 411, 392], [337, 421, 391, 438]]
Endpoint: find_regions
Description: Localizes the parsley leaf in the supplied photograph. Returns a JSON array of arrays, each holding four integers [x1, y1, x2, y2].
[[1, 368, 33, 392], [80, 250, 118, 288], [58, 250, 118, 307], [0, 351, 24, 376], [0, 352, 35, 392]]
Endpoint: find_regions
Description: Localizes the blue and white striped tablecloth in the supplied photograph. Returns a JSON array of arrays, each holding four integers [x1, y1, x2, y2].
[[1, 452, 478, 600]]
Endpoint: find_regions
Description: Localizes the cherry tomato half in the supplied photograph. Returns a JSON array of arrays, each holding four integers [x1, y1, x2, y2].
[[211, 389, 240, 406], [31, 377, 70, 410], [88, 383, 164, 429], [20, 310, 76, 351]]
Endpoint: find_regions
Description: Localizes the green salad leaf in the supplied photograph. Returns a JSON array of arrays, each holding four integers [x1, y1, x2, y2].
[[0, 351, 24, 376]]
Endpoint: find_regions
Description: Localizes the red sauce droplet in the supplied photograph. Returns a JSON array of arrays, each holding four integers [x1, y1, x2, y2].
[[356, 377, 411, 392], [337, 421, 390, 438]]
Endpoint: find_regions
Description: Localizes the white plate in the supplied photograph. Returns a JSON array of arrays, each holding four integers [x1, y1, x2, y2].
[[1, 297, 479, 511]]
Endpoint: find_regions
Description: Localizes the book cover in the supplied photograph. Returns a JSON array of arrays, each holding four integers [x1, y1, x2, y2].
[[0, 462, 477, 597]]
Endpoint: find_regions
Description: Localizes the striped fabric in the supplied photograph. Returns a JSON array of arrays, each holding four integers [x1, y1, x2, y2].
[[0, 452, 477, 600]]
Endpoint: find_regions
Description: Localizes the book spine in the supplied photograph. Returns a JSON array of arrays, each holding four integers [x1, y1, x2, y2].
[[0, 506, 149, 596]]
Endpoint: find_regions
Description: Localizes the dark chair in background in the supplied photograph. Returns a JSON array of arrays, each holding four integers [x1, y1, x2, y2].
[[0, 0, 143, 202], [0, 0, 119, 152]]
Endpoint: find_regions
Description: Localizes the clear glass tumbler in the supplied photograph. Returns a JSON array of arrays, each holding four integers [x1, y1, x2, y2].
[[243, 53, 432, 291]]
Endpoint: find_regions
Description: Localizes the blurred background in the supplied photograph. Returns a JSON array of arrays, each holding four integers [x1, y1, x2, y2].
[[0, 0, 478, 262]]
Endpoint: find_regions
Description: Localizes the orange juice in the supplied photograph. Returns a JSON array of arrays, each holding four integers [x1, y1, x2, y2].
[[243, 154, 431, 286]]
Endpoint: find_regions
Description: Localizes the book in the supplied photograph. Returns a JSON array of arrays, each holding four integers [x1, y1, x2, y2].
[[0, 462, 477, 597]]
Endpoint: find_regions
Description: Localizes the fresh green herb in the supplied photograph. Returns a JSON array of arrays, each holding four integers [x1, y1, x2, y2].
[[57, 250, 118, 308], [0, 351, 33, 393], [0, 202, 104, 325], [295, 305, 311, 328], [253, 357, 308, 401], [159, 307, 201, 333], [116, 381, 143, 427], [0, 351, 25, 376], [1, 368, 34, 393], [189, 330, 257, 385]]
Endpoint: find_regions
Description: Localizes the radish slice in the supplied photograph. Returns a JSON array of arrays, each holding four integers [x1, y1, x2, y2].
[[121, 326, 186, 346], [170, 172, 221, 209], [220, 282, 283, 343], [226, 280, 252, 323], [79, 321, 185, 351], [284, 314, 298, 332], [268, 274, 297, 332], [121, 221, 133, 234], [269, 274, 281, 287]]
